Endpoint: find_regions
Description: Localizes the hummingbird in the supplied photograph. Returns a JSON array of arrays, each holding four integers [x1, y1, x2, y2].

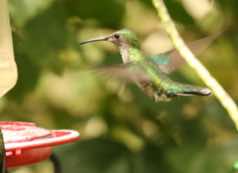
[[80, 29, 214, 101]]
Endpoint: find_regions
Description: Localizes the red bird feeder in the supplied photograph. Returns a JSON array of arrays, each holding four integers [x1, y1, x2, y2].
[[0, 121, 79, 169]]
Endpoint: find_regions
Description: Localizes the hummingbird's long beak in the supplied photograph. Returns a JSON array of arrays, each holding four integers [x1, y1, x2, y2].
[[80, 35, 111, 45]]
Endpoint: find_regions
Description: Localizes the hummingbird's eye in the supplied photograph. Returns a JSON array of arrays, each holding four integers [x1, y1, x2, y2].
[[114, 34, 120, 39]]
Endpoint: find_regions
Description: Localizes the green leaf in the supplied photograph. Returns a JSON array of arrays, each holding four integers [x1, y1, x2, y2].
[[188, 141, 238, 173], [56, 139, 176, 173], [139, 0, 195, 25], [6, 51, 41, 100], [16, 1, 71, 73], [216, 0, 238, 17], [64, 0, 126, 28], [9, 0, 55, 27], [56, 138, 131, 173], [164, 0, 195, 25]]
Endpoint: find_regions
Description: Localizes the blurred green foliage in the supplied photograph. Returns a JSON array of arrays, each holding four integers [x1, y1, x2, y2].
[[2, 0, 238, 173]]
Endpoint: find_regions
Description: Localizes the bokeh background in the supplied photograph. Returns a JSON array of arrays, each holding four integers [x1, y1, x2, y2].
[[2, 0, 238, 172]]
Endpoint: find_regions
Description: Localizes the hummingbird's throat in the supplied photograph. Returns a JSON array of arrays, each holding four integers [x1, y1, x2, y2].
[[119, 45, 130, 63]]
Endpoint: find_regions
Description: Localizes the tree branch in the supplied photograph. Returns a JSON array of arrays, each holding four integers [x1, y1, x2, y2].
[[152, 0, 238, 130], [0, 0, 17, 97]]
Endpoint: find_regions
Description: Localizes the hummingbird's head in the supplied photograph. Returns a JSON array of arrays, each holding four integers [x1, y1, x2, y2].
[[80, 29, 140, 48]]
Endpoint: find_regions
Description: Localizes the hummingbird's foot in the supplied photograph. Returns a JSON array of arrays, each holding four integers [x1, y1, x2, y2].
[[154, 93, 172, 102]]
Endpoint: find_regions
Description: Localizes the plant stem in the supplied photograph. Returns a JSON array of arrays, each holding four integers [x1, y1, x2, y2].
[[152, 0, 238, 130], [0, 0, 17, 97]]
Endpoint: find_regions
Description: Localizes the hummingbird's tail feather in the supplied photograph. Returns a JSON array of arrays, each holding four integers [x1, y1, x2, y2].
[[175, 87, 212, 96]]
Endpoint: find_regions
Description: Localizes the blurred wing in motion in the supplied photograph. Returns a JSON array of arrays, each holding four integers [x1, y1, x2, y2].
[[95, 63, 149, 83], [148, 33, 221, 74], [149, 54, 170, 65]]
